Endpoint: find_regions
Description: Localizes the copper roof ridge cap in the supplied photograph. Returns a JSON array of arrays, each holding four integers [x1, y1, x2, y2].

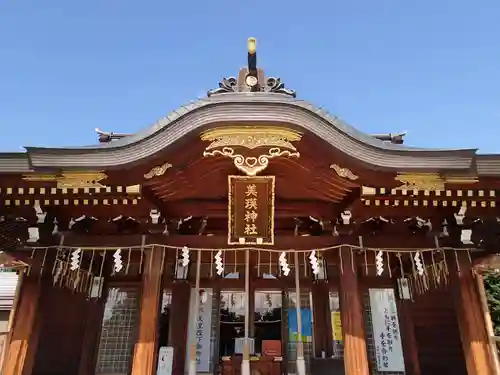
[[21, 95, 478, 157]]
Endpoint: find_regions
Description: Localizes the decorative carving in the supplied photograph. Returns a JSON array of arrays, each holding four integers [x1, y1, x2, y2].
[[445, 176, 479, 185], [201, 126, 302, 176], [265, 77, 296, 97], [395, 173, 479, 191], [207, 75, 296, 97], [204, 147, 298, 176], [144, 162, 172, 179], [201, 126, 302, 151], [207, 77, 237, 96], [330, 164, 359, 181], [23, 171, 107, 188], [207, 38, 296, 97], [361, 186, 377, 196], [125, 185, 141, 194], [395, 173, 445, 191]]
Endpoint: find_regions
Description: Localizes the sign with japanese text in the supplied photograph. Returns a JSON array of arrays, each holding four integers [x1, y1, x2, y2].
[[331, 311, 343, 341], [185, 288, 213, 372], [228, 176, 275, 245], [368, 288, 405, 372]]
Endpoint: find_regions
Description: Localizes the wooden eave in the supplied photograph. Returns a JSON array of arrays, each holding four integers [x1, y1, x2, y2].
[[0, 92, 484, 174], [0, 153, 32, 173]]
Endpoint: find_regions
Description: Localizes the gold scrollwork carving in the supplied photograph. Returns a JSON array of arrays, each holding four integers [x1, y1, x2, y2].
[[200, 126, 302, 151], [395, 173, 479, 191], [395, 173, 445, 191], [330, 164, 359, 180], [23, 171, 107, 188], [201, 126, 302, 176], [204, 147, 299, 176], [144, 162, 172, 179]]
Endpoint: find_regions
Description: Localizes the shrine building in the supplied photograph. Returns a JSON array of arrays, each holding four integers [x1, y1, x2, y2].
[[1, 38, 500, 375]]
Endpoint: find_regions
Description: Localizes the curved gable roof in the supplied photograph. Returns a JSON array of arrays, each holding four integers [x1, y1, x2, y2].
[[22, 92, 476, 171]]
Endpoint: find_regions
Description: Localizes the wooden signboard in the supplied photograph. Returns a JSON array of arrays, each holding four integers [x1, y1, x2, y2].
[[228, 176, 275, 245]]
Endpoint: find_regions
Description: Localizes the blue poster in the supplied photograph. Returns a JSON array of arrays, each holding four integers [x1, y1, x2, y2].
[[287, 308, 313, 339]]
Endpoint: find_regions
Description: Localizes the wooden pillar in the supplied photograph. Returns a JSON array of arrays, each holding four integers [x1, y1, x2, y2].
[[338, 246, 370, 375], [475, 273, 500, 375], [311, 284, 331, 358], [2, 276, 42, 375], [293, 251, 306, 375], [170, 282, 191, 375], [241, 249, 251, 375], [2, 250, 53, 375], [450, 250, 495, 375], [187, 250, 202, 375], [131, 245, 164, 375], [397, 299, 421, 375]]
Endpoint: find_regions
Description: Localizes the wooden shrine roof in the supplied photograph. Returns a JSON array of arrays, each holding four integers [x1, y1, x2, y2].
[[1, 39, 500, 259], [0, 92, 494, 173]]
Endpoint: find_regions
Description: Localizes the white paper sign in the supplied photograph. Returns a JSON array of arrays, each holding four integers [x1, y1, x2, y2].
[[156, 346, 173, 375], [185, 288, 213, 373], [368, 288, 405, 372]]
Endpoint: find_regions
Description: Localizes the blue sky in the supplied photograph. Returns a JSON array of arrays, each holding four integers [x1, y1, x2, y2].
[[0, 1, 499, 153]]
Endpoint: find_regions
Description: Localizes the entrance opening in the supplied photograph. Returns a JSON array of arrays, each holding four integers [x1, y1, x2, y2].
[[254, 290, 283, 355], [158, 290, 172, 348], [219, 290, 246, 356]]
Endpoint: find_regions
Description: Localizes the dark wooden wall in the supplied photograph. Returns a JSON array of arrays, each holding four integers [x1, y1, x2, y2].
[[23, 281, 104, 375], [412, 285, 467, 375], [6, 272, 474, 375], [32, 287, 88, 375]]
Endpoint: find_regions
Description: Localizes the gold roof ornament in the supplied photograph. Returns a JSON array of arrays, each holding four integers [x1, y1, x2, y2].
[[207, 38, 296, 97], [330, 164, 359, 181], [144, 162, 172, 179], [248, 37, 257, 54]]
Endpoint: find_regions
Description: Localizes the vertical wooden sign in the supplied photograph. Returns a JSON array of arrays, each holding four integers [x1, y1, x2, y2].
[[228, 176, 275, 245]]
